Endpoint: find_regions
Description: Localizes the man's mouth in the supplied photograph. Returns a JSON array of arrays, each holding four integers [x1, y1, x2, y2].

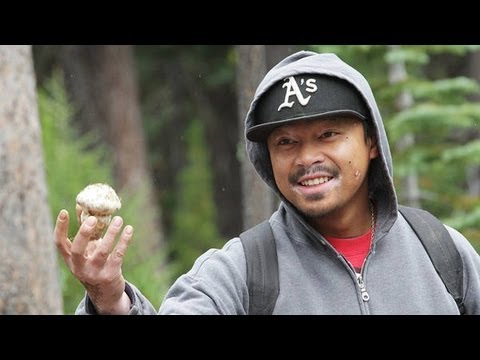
[[294, 174, 336, 198], [289, 164, 339, 186], [299, 176, 333, 186]]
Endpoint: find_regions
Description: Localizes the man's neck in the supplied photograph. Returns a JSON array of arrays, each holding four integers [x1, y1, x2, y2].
[[310, 200, 372, 238]]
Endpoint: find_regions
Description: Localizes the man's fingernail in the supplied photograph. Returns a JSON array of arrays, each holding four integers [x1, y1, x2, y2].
[[113, 216, 122, 227], [125, 225, 133, 235], [85, 217, 97, 227], [59, 210, 67, 220]]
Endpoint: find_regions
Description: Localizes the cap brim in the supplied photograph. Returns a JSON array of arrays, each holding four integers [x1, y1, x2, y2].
[[246, 110, 366, 142]]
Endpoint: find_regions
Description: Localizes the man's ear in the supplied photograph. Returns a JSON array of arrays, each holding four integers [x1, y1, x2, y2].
[[369, 136, 379, 160]]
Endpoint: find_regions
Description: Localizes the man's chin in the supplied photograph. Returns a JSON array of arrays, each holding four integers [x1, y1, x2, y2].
[[295, 198, 342, 219], [296, 204, 332, 219]]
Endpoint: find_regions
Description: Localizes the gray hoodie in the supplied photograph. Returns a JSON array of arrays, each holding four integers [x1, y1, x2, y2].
[[77, 51, 480, 315]]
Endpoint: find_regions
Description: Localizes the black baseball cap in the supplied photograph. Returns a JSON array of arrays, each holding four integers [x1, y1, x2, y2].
[[247, 74, 370, 142]]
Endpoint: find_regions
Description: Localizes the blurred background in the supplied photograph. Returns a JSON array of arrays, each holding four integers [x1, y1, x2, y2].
[[1, 45, 480, 314]]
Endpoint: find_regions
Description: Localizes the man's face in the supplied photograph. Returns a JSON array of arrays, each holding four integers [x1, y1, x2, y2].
[[267, 117, 378, 219]]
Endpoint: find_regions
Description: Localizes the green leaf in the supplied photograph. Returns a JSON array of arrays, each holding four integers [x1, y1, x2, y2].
[[442, 140, 480, 163], [385, 47, 429, 65]]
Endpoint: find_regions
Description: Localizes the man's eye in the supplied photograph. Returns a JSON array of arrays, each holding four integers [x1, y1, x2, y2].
[[278, 139, 294, 145], [321, 131, 338, 138]]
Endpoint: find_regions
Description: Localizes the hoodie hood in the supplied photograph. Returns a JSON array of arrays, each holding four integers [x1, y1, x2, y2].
[[244, 50, 398, 237]]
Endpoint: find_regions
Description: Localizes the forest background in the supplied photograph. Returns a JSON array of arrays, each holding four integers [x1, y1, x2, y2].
[[2, 45, 480, 314]]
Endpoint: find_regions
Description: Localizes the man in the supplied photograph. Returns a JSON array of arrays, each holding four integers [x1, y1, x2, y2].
[[55, 50, 480, 314]]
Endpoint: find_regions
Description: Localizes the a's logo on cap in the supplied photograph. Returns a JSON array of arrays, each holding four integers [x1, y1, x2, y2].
[[278, 76, 318, 111]]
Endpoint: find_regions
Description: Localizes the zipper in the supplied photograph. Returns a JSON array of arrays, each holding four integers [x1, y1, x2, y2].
[[321, 242, 373, 305], [356, 235, 374, 303], [314, 220, 375, 307], [356, 273, 370, 302], [356, 204, 376, 304], [338, 253, 372, 304]]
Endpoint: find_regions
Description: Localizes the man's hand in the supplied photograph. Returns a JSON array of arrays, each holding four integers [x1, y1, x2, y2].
[[54, 209, 133, 314]]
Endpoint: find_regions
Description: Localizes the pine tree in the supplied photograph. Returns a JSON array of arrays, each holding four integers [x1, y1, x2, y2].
[[312, 45, 480, 250]]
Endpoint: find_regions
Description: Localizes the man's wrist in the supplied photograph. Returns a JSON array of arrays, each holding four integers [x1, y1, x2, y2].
[[97, 291, 131, 315], [86, 284, 134, 315]]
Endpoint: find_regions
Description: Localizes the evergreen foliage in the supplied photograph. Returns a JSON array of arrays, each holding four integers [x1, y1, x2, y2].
[[35, 46, 480, 313], [312, 45, 480, 251], [39, 72, 170, 313], [168, 118, 223, 281], [136, 46, 236, 279]]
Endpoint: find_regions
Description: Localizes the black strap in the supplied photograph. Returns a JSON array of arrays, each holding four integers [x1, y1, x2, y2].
[[240, 207, 466, 315], [399, 205, 465, 314], [239, 220, 279, 315]]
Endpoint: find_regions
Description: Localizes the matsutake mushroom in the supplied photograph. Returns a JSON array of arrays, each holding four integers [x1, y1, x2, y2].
[[75, 183, 122, 240]]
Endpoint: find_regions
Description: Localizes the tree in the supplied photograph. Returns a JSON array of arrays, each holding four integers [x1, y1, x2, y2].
[[34, 45, 242, 280], [0, 45, 63, 314], [465, 50, 480, 197], [60, 45, 164, 253], [265, 45, 299, 70], [236, 45, 277, 229], [387, 45, 420, 208], [312, 45, 480, 249]]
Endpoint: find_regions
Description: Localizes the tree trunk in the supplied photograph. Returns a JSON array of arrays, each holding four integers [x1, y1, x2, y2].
[[265, 45, 299, 70], [181, 71, 242, 239], [388, 45, 420, 208], [61, 45, 164, 252], [465, 51, 480, 196], [0, 45, 63, 314], [236, 45, 277, 230]]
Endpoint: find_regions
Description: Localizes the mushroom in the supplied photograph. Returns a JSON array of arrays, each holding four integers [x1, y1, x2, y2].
[[75, 183, 122, 240]]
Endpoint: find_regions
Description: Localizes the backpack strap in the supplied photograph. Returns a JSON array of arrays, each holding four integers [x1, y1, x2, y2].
[[239, 207, 466, 315], [398, 205, 466, 314], [239, 220, 279, 315]]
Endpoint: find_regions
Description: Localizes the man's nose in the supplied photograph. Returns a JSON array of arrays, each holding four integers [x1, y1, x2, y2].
[[295, 142, 326, 168]]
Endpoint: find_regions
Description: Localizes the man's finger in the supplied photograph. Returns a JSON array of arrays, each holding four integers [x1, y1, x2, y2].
[[71, 216, 97, 263], [54, 209, 72, 261], [93, 216, 123, 263], [108, 225, 133, 269]]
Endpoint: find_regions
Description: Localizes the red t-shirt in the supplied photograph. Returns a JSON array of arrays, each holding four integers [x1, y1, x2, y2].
[[324, 229, 372, 273]]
